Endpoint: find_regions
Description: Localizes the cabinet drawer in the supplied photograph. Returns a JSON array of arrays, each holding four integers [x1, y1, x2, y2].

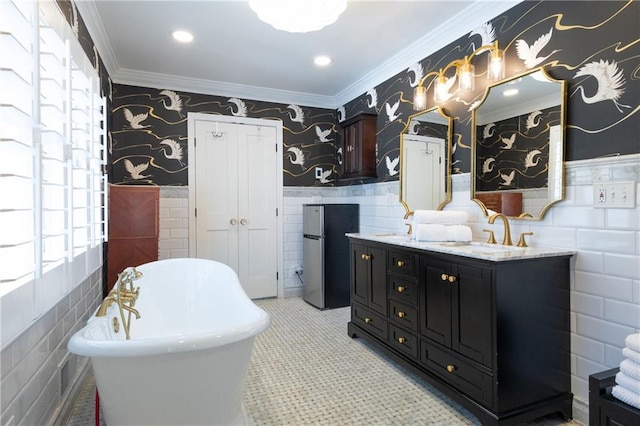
[[388, 299, 418, 332], [388, 275, 417, 305], [388, 251, 418, 277], [389, 324, 418, 359], [421, 341, 494, 408], [352, 303, 387, 340]]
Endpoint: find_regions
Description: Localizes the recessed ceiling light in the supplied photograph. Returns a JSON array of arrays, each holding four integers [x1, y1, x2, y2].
[[172, 30, 194, 43], [314, 55, 332, 66], [503, 88, 519, 97]]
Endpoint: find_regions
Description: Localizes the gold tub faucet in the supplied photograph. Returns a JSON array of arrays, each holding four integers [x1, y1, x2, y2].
[[488, 213, 513, 246]]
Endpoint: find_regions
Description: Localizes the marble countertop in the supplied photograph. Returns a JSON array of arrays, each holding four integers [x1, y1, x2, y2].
[[346, 233, 576, 262]]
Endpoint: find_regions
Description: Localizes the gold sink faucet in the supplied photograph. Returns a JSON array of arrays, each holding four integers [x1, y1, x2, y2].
[[488, 213, 513, 246]]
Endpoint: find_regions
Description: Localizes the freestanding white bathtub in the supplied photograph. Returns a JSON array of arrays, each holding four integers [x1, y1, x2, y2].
[[68, 258, 271, 425]]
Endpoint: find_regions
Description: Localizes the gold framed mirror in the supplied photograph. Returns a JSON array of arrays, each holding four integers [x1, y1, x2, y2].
[[471, 67, 566, 220], [399, 106, 453, 217]]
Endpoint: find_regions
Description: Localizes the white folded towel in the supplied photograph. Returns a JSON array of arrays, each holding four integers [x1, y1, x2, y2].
[[616, 371, 640, 394], [611, 384, 640, 409], [623, 347, 640, 364], [413, 210, 467, 225], [414, 224, 448, 242], [413, 224, 473, 243], [445, 225, 472, 242], [620, 358, 640, 381], [625, 333, 640, 352]]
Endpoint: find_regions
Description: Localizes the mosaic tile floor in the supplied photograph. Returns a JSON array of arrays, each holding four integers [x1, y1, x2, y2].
[[66, 297, 578, 425]]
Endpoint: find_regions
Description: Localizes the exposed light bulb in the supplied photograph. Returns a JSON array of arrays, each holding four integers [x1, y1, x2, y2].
[[458, 59, 475, 92], [413, 85, 427, 111]]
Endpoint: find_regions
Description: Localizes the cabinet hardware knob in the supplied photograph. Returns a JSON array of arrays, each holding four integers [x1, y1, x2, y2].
[[441, 273, 448, 281], [397, 260, 405, 267], [398, 337, 406, 344], [397, 286, 405, 293], [361, 254, 371, 261], [364, 317, 372, 323], [448, 275, 457, 283], [446, 364, 456, 373], [397, 311, 405, 318], [230, 218, 237, 225], [240, 218, 247, 225]]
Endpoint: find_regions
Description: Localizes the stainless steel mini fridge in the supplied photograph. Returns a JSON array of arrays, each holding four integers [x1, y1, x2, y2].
[[303, 204, 359, 309]]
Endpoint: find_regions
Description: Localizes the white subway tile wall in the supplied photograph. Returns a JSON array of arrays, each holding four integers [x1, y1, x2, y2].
[[153, 155, 638, 424], [0, 269, 103, 425]]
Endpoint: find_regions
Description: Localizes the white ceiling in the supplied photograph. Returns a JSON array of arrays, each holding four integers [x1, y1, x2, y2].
[[76, 0, 519, 108]]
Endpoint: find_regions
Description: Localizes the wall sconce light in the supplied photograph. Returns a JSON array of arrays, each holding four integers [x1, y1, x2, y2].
[[413, 41, 505, 110]]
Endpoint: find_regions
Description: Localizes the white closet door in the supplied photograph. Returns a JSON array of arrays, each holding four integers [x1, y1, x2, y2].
[[237, 124, 277, 298], [194, 119, 277, 299]]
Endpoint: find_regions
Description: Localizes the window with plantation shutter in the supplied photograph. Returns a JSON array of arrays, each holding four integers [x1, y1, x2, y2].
[[0, 0, 106, 301], [0, 0, 36, 284]]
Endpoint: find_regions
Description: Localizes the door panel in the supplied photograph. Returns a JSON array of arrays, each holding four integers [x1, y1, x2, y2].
[[194, 119, 277, 299], [421, 257, 452, 347]]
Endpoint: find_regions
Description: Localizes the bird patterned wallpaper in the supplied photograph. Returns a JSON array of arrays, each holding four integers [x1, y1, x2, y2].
[[475, 106, 561, 191], [60, 0, 638, 188], [340, 0, 638, 184], [111, 84, 337, 186]]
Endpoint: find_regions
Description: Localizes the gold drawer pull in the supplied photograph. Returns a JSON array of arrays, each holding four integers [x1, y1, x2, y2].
[[361, 253, 371, 261], [446, 364, 456, 373], [397, 311, 405, 318], [397, 260, 405, 267], [448, 275, 457, 283], [364, 317, 372, 323], [397, 286, 405, 293], [397, 337, 406, 344], [441, 273, 448, 281]]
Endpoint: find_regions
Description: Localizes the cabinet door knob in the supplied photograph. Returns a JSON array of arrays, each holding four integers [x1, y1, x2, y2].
[[397, 286, 405, 293], [397, 311, 405, 318], [441, 273, 449, 281], [240, 218, 247, 225], [364, 317, 372, 323], [397, 337, 406, 344], [397, 260, 405, 267], [446, 364, 456, 373], [230, 218, 237, 225], [448, 275, 457, 283], [361, 254, 371, 261]]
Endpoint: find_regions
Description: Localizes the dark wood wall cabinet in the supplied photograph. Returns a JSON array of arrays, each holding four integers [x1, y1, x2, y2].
[[340, 113, 377, 180], [107, 185, 159, 292], [348, 237, 573, 425]]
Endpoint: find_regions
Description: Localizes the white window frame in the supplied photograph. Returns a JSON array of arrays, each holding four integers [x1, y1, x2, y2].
[[0, 0, 107, 348]]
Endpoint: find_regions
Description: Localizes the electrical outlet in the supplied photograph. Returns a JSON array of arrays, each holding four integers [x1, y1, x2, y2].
[[594, 181, 636, 208], [315, 167, 323, 179]]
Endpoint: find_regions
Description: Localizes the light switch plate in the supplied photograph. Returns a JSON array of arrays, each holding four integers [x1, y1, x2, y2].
[[593, 181, 636, 208]]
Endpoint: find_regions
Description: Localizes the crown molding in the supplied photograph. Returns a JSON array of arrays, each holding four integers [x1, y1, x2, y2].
[[76, 0, 520, 110], [113, 68, 337, 109], [74, 0, 119, 77]]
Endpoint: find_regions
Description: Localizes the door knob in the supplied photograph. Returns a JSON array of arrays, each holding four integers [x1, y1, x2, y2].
[[230, 218, 237, 225], [448, 275, 457, 283], [441, 273, 448, 281], [396, 260, 405, 267], [240, 218, 247, 225]]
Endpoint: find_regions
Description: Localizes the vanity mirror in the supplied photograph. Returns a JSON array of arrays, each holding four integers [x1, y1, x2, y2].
[[471, 67, 566, 220], [399, 107, 452, 217]]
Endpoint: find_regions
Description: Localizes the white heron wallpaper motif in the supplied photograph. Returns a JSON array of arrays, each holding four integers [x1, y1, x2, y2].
[[55, 0, 638, 188]]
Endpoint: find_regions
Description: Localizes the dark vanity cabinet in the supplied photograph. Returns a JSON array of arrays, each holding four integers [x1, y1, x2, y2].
[[351, 243, 387, 339], [347, 237, 573, 425], [341, 113, 377, 180]]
